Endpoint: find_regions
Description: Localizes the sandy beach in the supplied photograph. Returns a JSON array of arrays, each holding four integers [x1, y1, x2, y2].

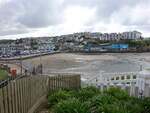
[[23, 53, 115, 70], [21, 53, 150, 79]]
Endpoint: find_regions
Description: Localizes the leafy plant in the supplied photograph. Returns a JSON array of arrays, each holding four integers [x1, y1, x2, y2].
[[52, 98, 90, 113], [141, 98, 150, 113], [90, 93, 142, 113], [105, 87, 129, 100], [48, 89, 71, 105], [75, 86, 100, 102], [48, 87, 149, 113]]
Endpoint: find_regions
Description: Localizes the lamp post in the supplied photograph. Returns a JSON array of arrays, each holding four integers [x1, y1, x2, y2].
[[39, 44, 42, 75], [20, 44, 23, 75]]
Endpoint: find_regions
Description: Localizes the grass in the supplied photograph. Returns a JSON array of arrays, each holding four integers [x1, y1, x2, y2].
[[0, 70, 9, 79]]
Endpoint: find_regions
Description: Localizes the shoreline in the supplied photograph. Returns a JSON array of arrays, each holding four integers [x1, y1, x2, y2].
[[1, 53, 149, 78]]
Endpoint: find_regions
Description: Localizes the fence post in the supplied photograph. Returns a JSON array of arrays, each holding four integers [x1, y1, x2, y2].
[[0, 88, 4, 113], [130, 82, 135, 96], [144, 84, 150, 97], [135, 86, 139, 97]]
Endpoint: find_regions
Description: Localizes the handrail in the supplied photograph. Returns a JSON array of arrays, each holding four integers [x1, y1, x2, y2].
[[0, 74, 26, 88]]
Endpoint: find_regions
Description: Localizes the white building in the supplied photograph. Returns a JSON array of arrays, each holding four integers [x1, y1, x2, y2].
[[99, 31, 142, 41], [123, 31, 142, 40]]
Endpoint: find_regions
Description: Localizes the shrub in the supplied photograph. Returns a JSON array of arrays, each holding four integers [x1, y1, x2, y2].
[[48, 87, 149, 113], [90, 93, 118, 108], [90, 92, 142, 113], [75, 86, 100, 102], [52, 98, 90, 113], [48, 90, 71, 105], [68, 89, 79, 98], [105, 87, 129, 100], [141, 97, 150, 113], [90, 94, 124, 113]]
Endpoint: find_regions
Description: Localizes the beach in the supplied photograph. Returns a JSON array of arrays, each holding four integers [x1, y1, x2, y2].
[[23, 53, 115, 69], [22, 53, 150, 79]]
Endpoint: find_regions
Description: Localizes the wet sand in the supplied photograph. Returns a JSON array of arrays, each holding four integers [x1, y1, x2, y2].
[[22, 53, 150, 79], [23, 53, 115, 70]]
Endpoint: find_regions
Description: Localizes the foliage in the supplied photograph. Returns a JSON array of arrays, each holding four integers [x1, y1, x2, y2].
[[0, 70, 9, 79], [52, 98, 90, 113], [104, 87, 129, 100], [48, 89, 71, 105], [48, 86, 150, 113], [53, 46, 59, 51], [0, 39, 15, 44], [140, 98, 150, 113], [124, 39, 150, 48], [90, 88, 142, 113], [66, 40, 76, 43], [75, 86, 100, 102]]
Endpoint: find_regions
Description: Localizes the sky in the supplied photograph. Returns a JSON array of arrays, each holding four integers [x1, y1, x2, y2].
[[0, 0, 150, 39]]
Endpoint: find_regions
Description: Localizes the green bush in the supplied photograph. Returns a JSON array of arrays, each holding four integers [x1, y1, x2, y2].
[[105, 87, 129, 100], [90, 93, 142, 113], [91, 93, 118, 105], [141, 98, 150, 113], [48, 87, 149, 113], [48, 90, 71, 105], [52, 98, 90, 113], [90, 93, 118, 113], [75, 86, 100, 102]]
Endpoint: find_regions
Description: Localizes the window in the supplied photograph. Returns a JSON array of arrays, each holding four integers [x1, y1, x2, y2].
[[127, 75, 130, 79], [121, 76, 125, 80], [111, 78, 114, 80], [133, 75, 136, 79], [116, 77, 119, 80]]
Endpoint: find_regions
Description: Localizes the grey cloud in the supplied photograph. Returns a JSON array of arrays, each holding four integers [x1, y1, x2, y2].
[[17, 0, 64, 28], [63, 0, 142, 21], [0, 0, 64, 36], [64, 0, 150, 35], [0, 0, 150, 37], [111, 1, 150, 27]]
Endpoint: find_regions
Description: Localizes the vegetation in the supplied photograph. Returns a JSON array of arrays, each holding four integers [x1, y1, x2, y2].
[[53, 45, 59, 51], [0, 70, 9, 79], [48, 86, 150, 113], [0, 39, 15, 44], [66, 40, 76, 43], [124, 39, 150, 48], [52, 98, 90, 113], [48, 90, 71, 105]]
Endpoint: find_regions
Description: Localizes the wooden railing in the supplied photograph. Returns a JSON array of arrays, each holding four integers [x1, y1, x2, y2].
[[0, 74, 81, 113]]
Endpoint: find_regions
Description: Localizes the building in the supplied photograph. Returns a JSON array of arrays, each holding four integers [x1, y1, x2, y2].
[[85, 44, 129, 51], [0, 43, 24, 53], [123, 31, 142, 40], [99, 31, 142, 41]]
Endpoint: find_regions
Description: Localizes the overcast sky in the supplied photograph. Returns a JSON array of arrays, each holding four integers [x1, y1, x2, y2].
[[0, 0, 150, 39]]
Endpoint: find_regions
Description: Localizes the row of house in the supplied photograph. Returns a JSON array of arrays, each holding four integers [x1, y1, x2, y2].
[[53, 31, 142, 51], [57, 31, 142, 42], [0, 38, 56, 54], [101, 31, 142, 41]]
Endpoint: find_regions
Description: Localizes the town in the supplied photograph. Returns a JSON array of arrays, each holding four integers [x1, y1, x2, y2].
[[0, 31, 150, 59]]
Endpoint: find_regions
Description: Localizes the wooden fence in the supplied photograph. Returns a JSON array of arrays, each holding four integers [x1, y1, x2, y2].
[[0, 74, 81, 113]]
